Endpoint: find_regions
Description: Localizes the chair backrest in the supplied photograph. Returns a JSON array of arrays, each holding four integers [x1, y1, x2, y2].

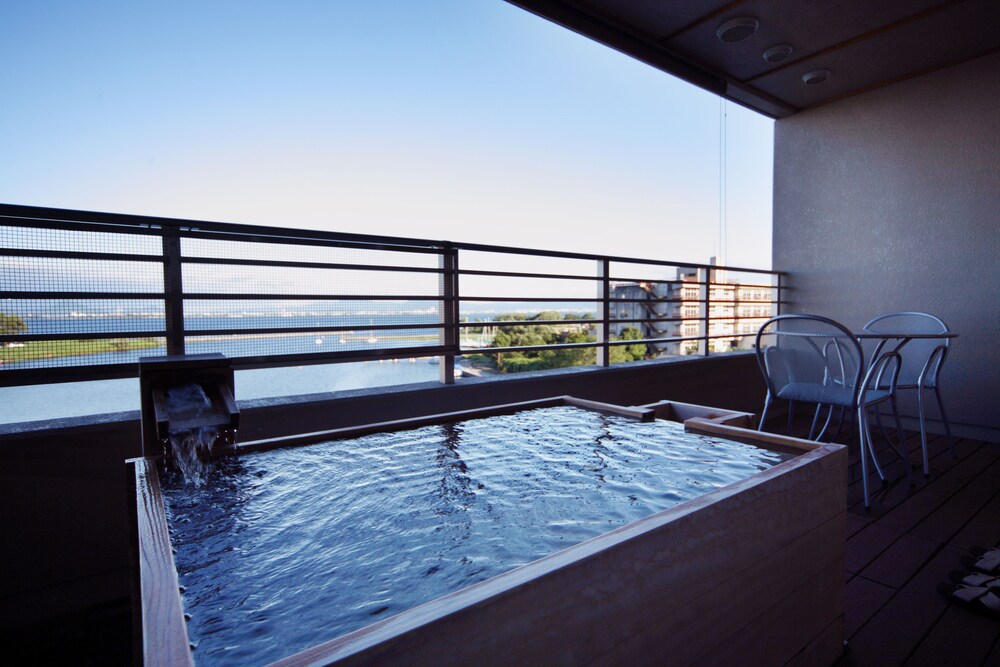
[[863, 312, 949, 387], [755, 314, 865, 402]]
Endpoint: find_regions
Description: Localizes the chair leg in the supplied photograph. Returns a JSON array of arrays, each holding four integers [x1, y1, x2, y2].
[[808, 404, 823, 440], [917, 387, 930, 476], [758, 394, 772, 432], [934, 386, 957, 459], [787, 400, 796, 436], [831, 406, 846, 443], [814, 405, 835, 442], [889, 395, 913, 487], [857, 406, 872, 509], [873, 402, 894, 452], [861, 406, 887, 482]]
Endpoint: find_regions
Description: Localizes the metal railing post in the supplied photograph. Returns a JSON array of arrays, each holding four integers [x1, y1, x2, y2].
[[775, 273, 782, 317], [700, 266, 711, 357], [162, 226, 185, 356], [596, 259, 610, 367], [439, 244, 459, 384]]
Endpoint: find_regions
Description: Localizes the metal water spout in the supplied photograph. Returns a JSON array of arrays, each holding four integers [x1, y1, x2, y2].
[[139, 353, 240, 461]]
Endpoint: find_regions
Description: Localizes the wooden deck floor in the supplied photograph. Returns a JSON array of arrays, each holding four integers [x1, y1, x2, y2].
[[781, 416, 1000, 666]]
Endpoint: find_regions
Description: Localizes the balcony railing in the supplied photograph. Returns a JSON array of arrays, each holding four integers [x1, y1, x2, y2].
[[0, 204, 784, 386]]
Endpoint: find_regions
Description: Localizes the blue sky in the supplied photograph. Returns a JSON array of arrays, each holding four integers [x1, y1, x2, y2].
[[0, 0, 773, 268]]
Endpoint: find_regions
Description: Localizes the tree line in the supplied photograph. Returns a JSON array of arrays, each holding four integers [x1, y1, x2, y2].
[[475, 311, 647, 373]]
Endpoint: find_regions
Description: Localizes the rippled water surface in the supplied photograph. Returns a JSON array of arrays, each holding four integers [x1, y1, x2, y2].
[[161, 406, 793, 665]]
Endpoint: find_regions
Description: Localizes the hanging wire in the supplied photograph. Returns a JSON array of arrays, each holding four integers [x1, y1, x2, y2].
[[718, 97, 728, 268]]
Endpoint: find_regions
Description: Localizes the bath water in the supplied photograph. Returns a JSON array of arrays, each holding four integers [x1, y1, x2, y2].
[[161, 405, 793, 665]]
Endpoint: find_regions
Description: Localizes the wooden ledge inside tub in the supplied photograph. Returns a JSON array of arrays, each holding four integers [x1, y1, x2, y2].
[[683, 418, 842, 457], [228, 395, 655, 457], [639, 400, 755, 429]]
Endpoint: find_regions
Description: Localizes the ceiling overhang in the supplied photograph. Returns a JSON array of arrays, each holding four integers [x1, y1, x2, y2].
[[506, 0, 1000, 118]]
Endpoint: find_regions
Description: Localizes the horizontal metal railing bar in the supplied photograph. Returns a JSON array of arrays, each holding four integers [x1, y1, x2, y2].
[[706, 282, 777, 290], [2, 203, 784, 276], [460, 334, 697, 357], [1, 331, 166, 342], [453, 238, 780, 276], [461, 330, 761, 358], [456, 319, 599, 328], [607, 297, 695, 304], [178, 228, 445, 256], [0, 204, 449, 253], [184, 322, 444, 337], [462, 340, 602, 355], [459, 296, 598, 303], [457, 268, 601, 281], [2, 248, 164, 263], [179, 256, 445, 274], [0, 345, 459, 386], [457, 273, 773, 288], [0, 214, 165, 237], [608, 276, 694, 285], [220, 345, 455, 371], [705, 332, 754, 339], [0, 364, 139, 387], [609, 317, 689, 324], [182, 293, 443, 301], [706, 299, 778, 305]]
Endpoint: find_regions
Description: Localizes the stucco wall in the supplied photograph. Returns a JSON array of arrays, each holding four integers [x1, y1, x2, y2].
[[773, 53, 1000, 440]]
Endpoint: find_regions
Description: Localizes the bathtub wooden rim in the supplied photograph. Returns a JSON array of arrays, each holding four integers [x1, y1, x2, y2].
[[134, 399, 842, 666], [129, 456, 194, 667]]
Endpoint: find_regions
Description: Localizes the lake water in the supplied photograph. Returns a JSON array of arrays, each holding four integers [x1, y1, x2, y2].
[[0, 358, 442, 425], [0, 306, 586, 425]]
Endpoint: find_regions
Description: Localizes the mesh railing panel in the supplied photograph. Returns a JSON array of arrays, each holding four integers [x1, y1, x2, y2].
[[181, 237, 440, 268], [3, 256, 163, 293], [182, 263, 440, 297], [1, 222, 167, 375], [1, 207, 783, 384], [1, 224, 161, 255], [178, 233, 446, 361]]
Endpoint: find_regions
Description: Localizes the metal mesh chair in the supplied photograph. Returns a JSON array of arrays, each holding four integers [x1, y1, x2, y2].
[[863, 312, 954, 475], [755, 314, 906, 508]]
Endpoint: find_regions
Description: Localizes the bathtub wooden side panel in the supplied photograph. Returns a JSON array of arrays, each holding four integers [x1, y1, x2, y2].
[[276, 444, 846, 667], [594, 514, 846, 667]]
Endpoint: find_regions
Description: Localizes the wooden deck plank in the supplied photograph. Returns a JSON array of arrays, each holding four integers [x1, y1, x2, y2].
[[845, 437, 980, 516], [908, 457, 1000, 543], [838, 436, 1000, 667], [903, 605, 1000, 667], [872, 444, 999, 533], [985, 638, 1000, 667], [836, 545, 965, 666], [843, 575, 895, 639], [858, 533, 942, 590], [843, 445, 993, 575], [846, 513, 872, 540], [947, 489, 1000, 553], [846, 523, 906, 576]]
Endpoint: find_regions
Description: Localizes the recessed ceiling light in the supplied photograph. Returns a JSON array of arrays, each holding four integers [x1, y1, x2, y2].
[[717, 17, 759, 43], [802, 69, 831, 85], [763, 45, 793, 64]]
